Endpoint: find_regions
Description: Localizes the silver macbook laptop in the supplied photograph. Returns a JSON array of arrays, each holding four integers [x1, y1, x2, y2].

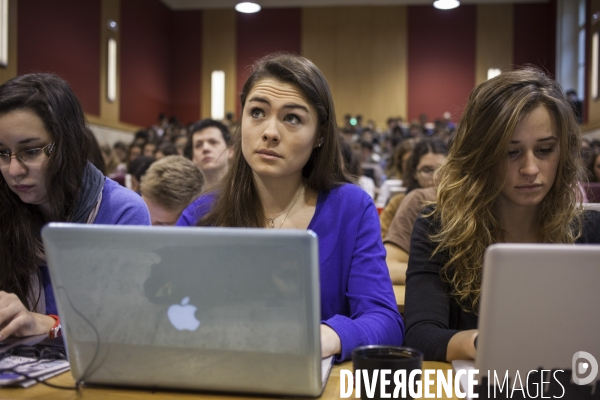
[[41, 223, 332, 396], [454, 244, 600, 396]]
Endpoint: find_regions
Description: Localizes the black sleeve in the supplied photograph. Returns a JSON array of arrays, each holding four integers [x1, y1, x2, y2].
[[579, 210, 600, 244], [404, 212, 459, 361]]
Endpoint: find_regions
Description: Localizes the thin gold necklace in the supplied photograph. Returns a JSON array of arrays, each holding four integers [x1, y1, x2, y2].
[[266, 186, 304, 229]]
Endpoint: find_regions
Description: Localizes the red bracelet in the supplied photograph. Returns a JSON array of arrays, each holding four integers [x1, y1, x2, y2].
[[48, 314, 62, 339]]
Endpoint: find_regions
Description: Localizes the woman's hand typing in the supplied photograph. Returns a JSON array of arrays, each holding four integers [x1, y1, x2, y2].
[[0, 291, 54, 340]]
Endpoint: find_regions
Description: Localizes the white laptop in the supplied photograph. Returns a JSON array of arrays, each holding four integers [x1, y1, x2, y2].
[[453, 244, 600, 397], [41, 223, 332, 396]]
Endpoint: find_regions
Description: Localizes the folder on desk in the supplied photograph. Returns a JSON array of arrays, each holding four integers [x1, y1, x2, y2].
[[0, 356, 70, 387]]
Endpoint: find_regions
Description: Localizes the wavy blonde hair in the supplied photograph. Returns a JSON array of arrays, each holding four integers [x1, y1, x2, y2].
[[430, 67, 586, 314]]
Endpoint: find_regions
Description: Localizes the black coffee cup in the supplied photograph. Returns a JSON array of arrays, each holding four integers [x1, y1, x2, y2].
[[352, 345, 423, 400]]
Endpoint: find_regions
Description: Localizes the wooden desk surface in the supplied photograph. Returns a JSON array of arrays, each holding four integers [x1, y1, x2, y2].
[[393, 285, 405, 313], [2, 361, 457, 400]]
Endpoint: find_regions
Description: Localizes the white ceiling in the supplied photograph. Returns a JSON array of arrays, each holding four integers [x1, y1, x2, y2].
[[161, 0, 547, 10]]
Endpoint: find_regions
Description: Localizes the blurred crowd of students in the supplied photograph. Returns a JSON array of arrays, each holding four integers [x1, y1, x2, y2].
[[98, 101, 600, 233]]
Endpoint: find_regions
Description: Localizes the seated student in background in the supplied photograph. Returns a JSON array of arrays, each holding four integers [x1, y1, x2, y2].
[[113, 141, 128, 165], [380, 139, 447, 239], [127, 143, 143, 164], [140, 155, 203, 226], [100, 143, 121, 176], [359, 141, 383, 188], [154, 141, 179, 161], [177, 53, 404, 361], [184, 119, 233, 190], [125, 156, 155, 194], [143, 142, 157, 157], [340, 140, 376, 198], [381, 140, 447, 284], [0, 73, 150, 340], [378, 138, 416, 206], [384, 138, 415, 182], [383, 186, 437, 284], [404, 67, 600, 362]]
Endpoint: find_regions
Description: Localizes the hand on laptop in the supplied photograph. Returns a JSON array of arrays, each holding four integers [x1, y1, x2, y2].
[[0, 291, 55, 340], [320, 324, 341, 358], [446, 329, 478, 362]]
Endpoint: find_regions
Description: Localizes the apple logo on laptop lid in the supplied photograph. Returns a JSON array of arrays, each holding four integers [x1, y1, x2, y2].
[[168, 297, 200, 331]]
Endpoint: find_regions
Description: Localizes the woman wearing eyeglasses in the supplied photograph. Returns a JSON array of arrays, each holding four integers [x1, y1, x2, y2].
[[382, 139, 448, 283], [0, 73, 150, 340]]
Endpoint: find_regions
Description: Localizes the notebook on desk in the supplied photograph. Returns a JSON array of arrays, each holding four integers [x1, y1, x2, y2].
[[41, 223, 333, 397], [453, 244, 600, 398]]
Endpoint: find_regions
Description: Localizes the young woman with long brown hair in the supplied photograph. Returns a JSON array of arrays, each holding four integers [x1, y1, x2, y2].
[[177, 53, 404, 361], [404, 67, 600, 362], [0, 74, 150, 340]]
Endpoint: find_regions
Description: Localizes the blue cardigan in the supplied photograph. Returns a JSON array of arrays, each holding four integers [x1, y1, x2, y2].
[[177, 183, 405, 361], [41, 178, 151, 314]]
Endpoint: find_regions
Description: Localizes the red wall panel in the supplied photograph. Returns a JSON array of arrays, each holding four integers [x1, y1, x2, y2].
[[407, 6, 477, 123], [17, 0, 101, 116], [120, 0, 171, 127], [513, 0, 557, 77], [236, 9, 302, 115], [169, 10, 203, 126]]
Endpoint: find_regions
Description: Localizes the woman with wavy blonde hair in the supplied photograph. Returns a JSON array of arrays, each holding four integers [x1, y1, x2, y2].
[[404, 67, 600, 362]]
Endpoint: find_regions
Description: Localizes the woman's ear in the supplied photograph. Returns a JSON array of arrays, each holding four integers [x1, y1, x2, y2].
[[315, 137, 324, 148]]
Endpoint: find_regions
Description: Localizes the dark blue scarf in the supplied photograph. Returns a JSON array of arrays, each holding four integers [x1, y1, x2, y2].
[[70, 161, 105, 223]]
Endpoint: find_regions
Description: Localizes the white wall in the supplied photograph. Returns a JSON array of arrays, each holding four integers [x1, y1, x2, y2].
[[556, 0, 584, 96], [584, 129, 600, 141], [89, 123, 134, 146]]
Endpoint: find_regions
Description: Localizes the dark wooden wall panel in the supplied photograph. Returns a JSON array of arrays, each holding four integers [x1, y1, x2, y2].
[[169, 10, 203, 125], [513, 0, 557, 77], [236, 8, 302, 114], [407, 5, 477, 123], [17, 0, 101, 115], [120, 0, 171, 127]]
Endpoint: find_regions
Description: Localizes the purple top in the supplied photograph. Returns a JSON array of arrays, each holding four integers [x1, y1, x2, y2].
[[177, 183, 405, 361], [41, 178, 150, 314]]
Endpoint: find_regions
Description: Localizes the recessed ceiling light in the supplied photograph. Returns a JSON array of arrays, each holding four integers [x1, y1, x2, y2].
[[107, 19, 118, 32], [235, 2, 261, 13], [433, 0, 460, 10]]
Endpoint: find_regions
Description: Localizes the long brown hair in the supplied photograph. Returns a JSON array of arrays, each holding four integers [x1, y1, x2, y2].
[[198, 53, 351, 227], [0, 73, 103, 310], [430, 67, 585, 313]]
